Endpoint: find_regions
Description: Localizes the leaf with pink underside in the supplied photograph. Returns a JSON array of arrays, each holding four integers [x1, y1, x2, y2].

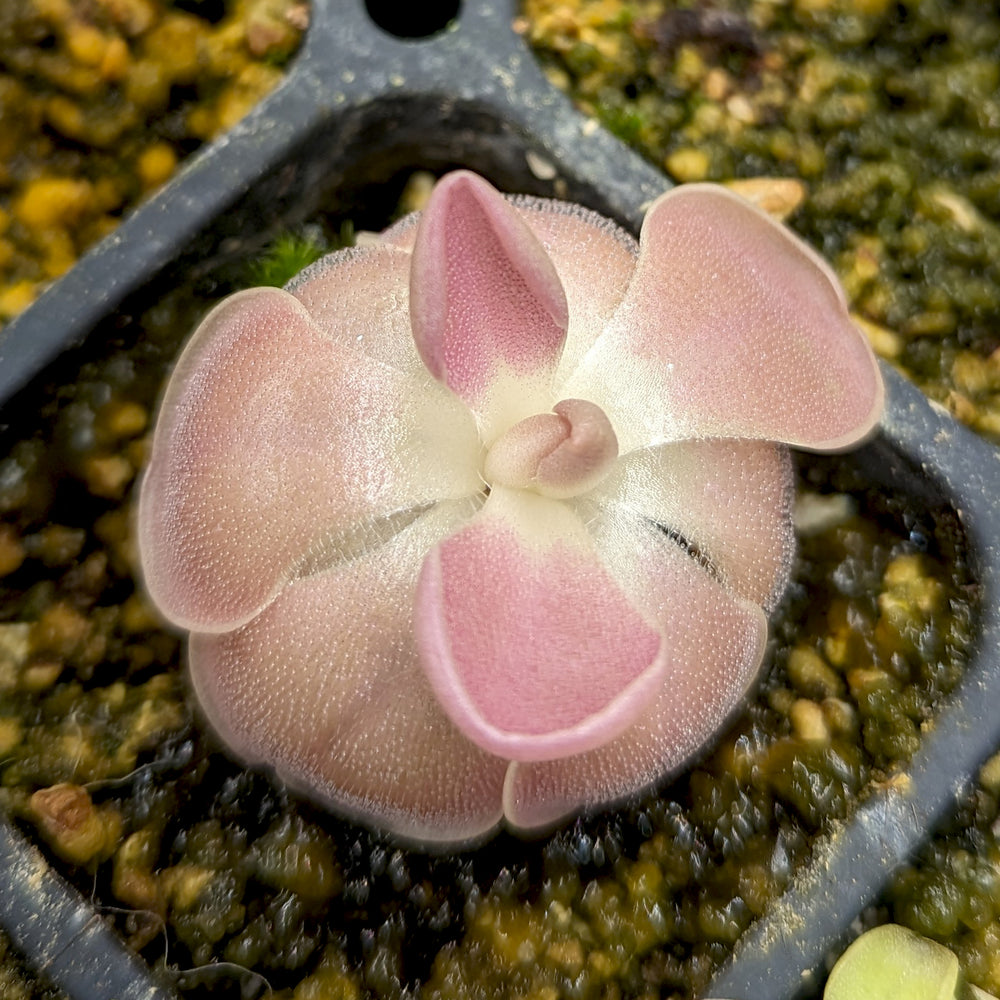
[[503, 512, 767, 831], [383, 191, 636, 385], [190, 501, 508, 846], [409, 171, 570, 438], [138, 285, 480, 634], [414, 487, 668, 761], [563, 184, 884, 453]]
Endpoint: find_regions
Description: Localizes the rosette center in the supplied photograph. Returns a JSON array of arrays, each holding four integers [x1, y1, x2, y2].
[[484, 398, 619, 500]]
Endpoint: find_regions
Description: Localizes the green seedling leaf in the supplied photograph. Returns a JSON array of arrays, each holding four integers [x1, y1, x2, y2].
[[825, 924, 958, 1000]]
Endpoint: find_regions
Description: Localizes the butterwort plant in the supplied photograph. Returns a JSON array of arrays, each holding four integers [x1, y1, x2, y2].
[[137, 171, 883, 846]]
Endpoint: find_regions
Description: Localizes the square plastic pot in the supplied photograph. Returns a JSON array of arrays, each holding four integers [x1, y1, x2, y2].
[[1, 2, 999, 998]]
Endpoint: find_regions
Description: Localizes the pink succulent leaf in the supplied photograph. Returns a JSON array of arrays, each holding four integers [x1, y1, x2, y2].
[[285, 243, 427, 375], [137, 285, 481, 634], [561, 183, 884, 453], [414, 486, 669, 762], [587, 438, 795, 611], [137, 170, 884, 845], [409, 171, 570, 439], [502, 511, 768, 831], [189, 500, 508, 846], [386, 193, 637, 385]]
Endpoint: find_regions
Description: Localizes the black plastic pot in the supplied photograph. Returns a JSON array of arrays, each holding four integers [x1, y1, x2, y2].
[[1, 2, 999, 999]]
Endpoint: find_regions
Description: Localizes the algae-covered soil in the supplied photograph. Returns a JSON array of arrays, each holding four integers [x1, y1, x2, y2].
[[522, 0, 1000, 443]]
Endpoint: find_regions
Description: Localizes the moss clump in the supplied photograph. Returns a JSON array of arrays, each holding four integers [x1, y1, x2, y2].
[[249, 225, 356, 288], [521, 0, 1000, 442]]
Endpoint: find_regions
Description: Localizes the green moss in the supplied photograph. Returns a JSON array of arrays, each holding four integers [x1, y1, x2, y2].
[[249, 815, 341, 905], [249, 225, 355, 288]]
